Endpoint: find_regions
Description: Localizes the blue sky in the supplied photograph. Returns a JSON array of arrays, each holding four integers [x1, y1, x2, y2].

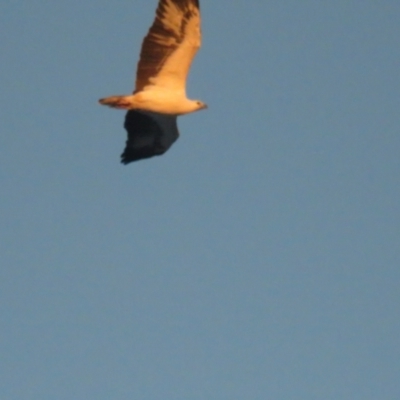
[[1, 1, 399, 399]]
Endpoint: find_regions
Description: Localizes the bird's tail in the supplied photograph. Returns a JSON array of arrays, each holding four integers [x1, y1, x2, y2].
[[98, 95, 133, 109]]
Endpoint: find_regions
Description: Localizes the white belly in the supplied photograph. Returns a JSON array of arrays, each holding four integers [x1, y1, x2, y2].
[[131, 90, 197, 115]]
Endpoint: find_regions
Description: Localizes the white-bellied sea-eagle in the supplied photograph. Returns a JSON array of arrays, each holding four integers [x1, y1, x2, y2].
[[99, 0, 206, 164]]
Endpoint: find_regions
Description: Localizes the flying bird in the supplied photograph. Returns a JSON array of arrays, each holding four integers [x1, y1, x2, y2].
[[99, 0, 206, 164]]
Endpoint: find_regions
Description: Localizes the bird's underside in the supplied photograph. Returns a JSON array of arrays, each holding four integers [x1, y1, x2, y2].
[[99, 90, 205, 116], [99, 0, 205, 164]]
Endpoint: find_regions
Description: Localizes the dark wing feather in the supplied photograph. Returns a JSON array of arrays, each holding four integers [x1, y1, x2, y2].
[[121, 111, 179, 164]]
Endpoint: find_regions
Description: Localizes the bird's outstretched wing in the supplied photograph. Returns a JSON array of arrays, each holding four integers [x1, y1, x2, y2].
[[121, 110, 179, 164], [134, 0, 201, 94]]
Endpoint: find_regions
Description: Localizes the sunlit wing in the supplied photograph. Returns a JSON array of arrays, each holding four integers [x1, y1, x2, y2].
[[134, 0, 201, 94]]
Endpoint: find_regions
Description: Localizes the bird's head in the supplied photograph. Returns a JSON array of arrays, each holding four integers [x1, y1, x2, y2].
[[194, 100, 208, 111]]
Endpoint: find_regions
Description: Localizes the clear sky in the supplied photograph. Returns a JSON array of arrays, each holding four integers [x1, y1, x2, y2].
[[1, 1, 399, 399]]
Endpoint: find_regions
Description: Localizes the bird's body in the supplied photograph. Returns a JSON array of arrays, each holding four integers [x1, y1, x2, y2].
[[99, 0, 206, 164], [100, 90, 203, 115]]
